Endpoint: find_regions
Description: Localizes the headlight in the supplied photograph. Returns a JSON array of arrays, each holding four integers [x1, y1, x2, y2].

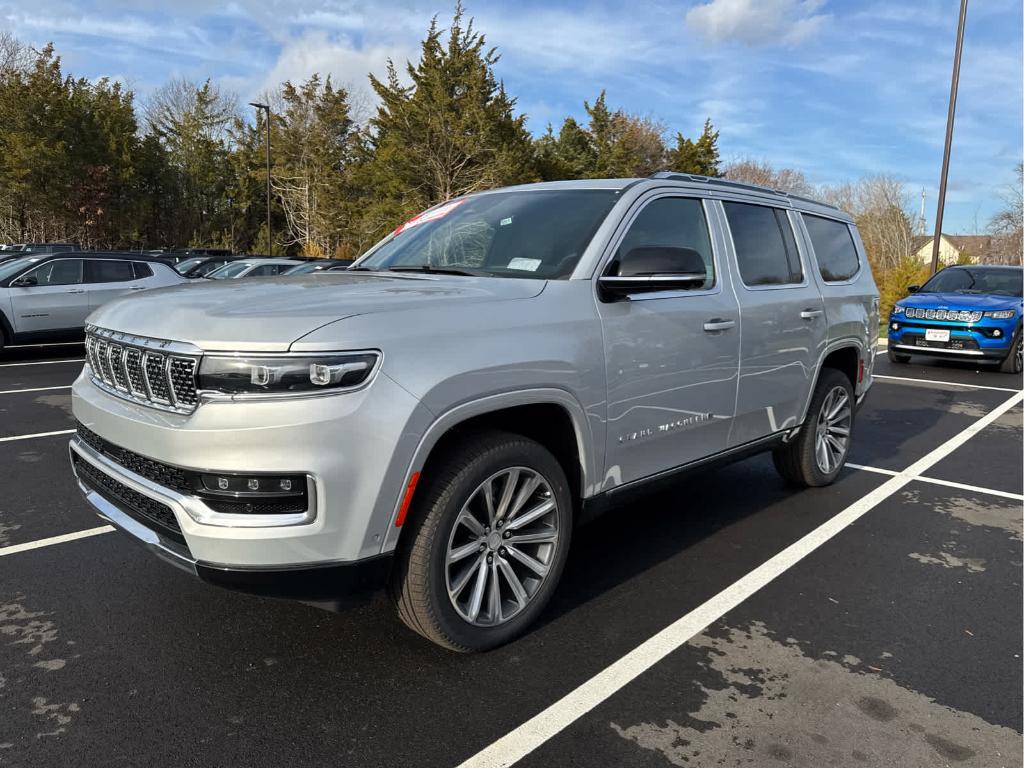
[[197, 351, 380, 396], [891, 306, 905, 315], [984, 310, 1017, 319]]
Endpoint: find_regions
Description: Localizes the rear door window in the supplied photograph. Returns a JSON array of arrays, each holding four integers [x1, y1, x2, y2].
[[803, 215, 860, 282], [86, 260, 135, 283], [723, 202, 803, 287]]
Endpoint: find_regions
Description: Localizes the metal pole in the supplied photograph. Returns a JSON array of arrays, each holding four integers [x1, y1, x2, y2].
[[930, 0, 968, 275]]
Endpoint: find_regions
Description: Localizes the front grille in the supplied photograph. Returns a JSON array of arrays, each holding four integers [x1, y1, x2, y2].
[[76, 424, 193, 494], [903, 307, 983, 323], [85, 328, 199, 414], [72, 452, 185, 544]]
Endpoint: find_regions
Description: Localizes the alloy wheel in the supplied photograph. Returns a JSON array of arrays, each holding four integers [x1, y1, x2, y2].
[[814, 386, 852, 474], [444, 467, 559, 627]]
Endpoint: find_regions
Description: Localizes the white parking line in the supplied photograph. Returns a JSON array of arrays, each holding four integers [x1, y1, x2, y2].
[[874, 374, 1022, 393], [847, 463, 1024, 501], [0, 358, 84, 368], [457, 389, 1024, 768], [0, 526, 113, 558], [0, 385, 71, 395], [0, 429, 75, 443]]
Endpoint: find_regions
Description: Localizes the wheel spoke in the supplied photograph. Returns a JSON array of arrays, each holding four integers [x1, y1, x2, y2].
[[495, 468, 520, 522], [507, 528, 558, 546], [827, 423, 850, 437], [481, 480, 497, 525], [507, 475, 541, 522], [457, 509, 486, 538], [827, 392, 849, 420], [816, 435, 831, 472], [504, 499, 555, 531], [497, 557, 528, 607], [826, 434, 846, 458], [447, 539, 482, 565], [466, 557, 489, 622], [505, 544, 548, 576], [450, 553, 484, 597], [487, 562, 502, 623]]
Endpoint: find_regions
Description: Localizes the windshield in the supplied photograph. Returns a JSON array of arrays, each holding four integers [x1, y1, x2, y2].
[[919, 267, 1023, 297], [0, 256, 43, 281], [357, 189, 620, 279], [284, 263, 321, 275], [175, 257, 205, 274], [207, 262, 253, 279]]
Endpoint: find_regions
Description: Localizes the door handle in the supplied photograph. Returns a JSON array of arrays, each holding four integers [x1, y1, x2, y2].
[[703, 318, 736, 332], [64, 289, 85, 294], [800, 309, 824, 320], [129, 286, 146, 291]]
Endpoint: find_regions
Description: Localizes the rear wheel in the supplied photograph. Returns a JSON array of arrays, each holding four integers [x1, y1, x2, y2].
[[390, 431, 572, 652], [999, 328, 1022, 374], [773, 368, 854, 487], [887, 348, 910, 364]]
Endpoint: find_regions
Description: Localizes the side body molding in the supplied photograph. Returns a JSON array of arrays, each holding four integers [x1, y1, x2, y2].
[[380, 388, 597, 553]]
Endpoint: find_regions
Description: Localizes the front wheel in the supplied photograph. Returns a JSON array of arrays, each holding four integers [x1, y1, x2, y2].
[[999, 328, 1022, 375], [390, 431, 572, 652], [773, 369, 855, 487]]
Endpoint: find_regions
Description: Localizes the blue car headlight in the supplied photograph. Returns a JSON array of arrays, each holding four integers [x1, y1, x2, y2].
[[891, 306, 905, 315], [984, 310, 1017, 319]]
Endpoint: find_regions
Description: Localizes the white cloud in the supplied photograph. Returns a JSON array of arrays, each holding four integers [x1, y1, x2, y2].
[[685, 0, 829, 46]]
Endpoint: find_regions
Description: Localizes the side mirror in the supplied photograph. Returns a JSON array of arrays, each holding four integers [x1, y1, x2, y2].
[[907, 285, 920, 293], [11, 275, 37, 287], [599, 246, 707, 301]]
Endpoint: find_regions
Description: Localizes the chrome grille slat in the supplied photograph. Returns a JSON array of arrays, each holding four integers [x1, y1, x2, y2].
[[904, 307, 982, 323], [85, 329, 200, 414]]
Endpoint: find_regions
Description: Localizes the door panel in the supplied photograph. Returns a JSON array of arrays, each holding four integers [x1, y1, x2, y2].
[[85, 259, 141, 310], [719, 203, 827, 445], [597, 196, 740, 488], [10, 259, 88, 333]]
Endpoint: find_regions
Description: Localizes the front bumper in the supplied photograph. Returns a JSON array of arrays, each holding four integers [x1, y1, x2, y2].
[[70, 435, 393, 600], [887, 317, 1017, 360]]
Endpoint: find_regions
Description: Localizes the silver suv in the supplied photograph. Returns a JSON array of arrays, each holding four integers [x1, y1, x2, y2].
[[69, 174, 879, 651], [0, 252, 184, 350]]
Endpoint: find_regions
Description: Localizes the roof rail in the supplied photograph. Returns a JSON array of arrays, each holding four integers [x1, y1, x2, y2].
[[648, 171, 840, 211]]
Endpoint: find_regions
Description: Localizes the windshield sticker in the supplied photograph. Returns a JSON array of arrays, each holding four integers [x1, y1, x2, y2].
[[500, 217, 513, 226], [393, 199, 466, 236], [507, 258, 541, 272]]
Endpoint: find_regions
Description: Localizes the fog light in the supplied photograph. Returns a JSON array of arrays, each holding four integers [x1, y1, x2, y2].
[[217, 477, 229, 490], [280, 479, 292, 491], [993, 329, 1002, 338], [247, 478, 260, 491], [890, 322, 899, 331]]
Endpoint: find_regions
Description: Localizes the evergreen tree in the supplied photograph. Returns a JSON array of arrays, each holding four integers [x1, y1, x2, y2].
[[667, 118, 721, 176]]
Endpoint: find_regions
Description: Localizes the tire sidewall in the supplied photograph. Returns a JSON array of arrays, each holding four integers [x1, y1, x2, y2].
[[1000, 325, 1023, 374], [420, 438, 573, 650]]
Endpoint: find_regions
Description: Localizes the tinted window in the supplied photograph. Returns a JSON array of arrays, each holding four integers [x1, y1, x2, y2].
[[803, 215, 859, 282], [615, 197, 714, 289], [724, 202, 803, 286], [24, 259, 83, 286], [248, 264, 288, 276], [133, 262, 154, 279], [87, 259, 135, 283]]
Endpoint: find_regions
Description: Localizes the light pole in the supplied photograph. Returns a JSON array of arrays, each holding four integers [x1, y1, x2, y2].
[[249, 102, 272, 255], [930, 0, 968, 275]]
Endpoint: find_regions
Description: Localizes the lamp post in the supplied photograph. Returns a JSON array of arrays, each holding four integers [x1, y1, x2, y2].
[[930, 0, 969, 275], [249, 102, 272, 255]]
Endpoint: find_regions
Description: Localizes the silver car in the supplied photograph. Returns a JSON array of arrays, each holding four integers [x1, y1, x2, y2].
[[0, 253, 184, 350], [69, 174, 879, 651], [204, 258, 304, 279]]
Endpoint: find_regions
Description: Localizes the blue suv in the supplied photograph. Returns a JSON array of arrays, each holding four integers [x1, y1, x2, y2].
[[888, 264, 1023, 374]]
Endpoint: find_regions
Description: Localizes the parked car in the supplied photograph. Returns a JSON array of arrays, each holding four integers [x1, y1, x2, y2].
[[68, 174, 878, 651], [204, 258, 304, 279], [0, 252, 185, 349], [284, 259, 355, 275], [175, 255, 244, 278], [1, 242, 80, 254], [887, 264, 1023, 374]]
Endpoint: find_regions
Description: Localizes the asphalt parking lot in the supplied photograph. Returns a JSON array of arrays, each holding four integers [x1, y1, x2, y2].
[[0, 342, 1021, 768]]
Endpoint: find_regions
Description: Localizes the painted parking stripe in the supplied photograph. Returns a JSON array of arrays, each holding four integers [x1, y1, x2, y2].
[[0, 526, 113, 558], [873, 374, 1022, 393], [0, 429, 75, 443], [0, 385, 71, 395], [847, 463, 1024, 501], [457, 389, 1024, 768], [0, 358, 84, 368]]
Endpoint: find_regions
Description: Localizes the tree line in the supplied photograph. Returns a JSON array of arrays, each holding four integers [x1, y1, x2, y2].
[[0, 7, 1019, 300]]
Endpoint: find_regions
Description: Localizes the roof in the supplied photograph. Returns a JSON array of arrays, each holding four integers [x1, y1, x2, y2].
[[912, 234, 996, 257]]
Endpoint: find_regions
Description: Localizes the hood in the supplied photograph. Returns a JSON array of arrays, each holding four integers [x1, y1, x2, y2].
[[88, 273, 546, 351], [897, 292, 1022, 312]]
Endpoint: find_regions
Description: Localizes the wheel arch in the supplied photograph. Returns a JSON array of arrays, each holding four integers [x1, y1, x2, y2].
[[381, 389, 596, 553], [797, 339, 866, 424]]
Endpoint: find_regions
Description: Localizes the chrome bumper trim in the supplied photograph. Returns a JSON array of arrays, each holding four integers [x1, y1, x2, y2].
[[892, 344, 986, 357]]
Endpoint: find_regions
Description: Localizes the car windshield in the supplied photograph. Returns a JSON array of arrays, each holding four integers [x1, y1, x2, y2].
[[284, 263, 321, 275], [207, 262, 253, 279], [0, 255, 43, 281], [919, 267, 1023, 297], [356, 189, 620, 279], [175, 257, 205, 274]]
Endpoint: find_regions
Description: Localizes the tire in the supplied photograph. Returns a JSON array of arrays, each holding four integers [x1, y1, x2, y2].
[[999, 327, 1022, 375], [887, 348, 910, 364], [390, 430, 573, 652], [773, 368, 855, 488]]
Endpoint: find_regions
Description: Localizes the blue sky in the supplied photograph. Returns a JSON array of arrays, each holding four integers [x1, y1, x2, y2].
[[4, 0, 1021, 232]]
